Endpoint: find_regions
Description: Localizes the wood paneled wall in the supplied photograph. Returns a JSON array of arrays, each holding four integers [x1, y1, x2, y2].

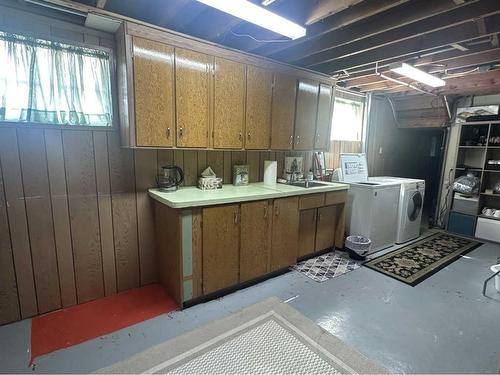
[[0, 127, 313, 325]]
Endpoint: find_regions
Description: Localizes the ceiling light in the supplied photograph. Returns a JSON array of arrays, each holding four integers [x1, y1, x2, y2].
[[390, 63, 446, 87], [261, 0, 277, 6], [195, 0, 306, 40]]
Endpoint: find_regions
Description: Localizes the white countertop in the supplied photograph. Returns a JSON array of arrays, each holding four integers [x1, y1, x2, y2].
[[149, 181, 349, 209]]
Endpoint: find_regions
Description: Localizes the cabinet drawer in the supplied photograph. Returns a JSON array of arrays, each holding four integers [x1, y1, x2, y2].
[[299, 193, 325, 210], [475, 217, 500, 243], [325, 190, 347, 206]]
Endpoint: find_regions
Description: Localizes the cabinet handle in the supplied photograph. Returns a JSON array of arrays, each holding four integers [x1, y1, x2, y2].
[[247, 132, 251, 140], [234, 211, 238, 224], [264, 205, 268, 218], [275, 206, 279, 217], [312, 213, 316, 222], [166, 127, 171, 138], [289, 135, 293, 145], [239, 132, 242, 141], [316, 133, 320, 144], [296, 135, 300, 145], [318, 213, 322, 222], [179, 127, 184, 138]]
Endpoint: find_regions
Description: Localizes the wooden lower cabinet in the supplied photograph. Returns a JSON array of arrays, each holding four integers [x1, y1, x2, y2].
[[240, 200, 271, 282], [298, 208, 317, 257], [271, 196, 300, 271], [202, 204, 240, 294], [315, 205, 337, 251]]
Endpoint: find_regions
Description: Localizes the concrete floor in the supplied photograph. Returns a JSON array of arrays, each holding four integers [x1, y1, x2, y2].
[[1, 234, 499, 374]]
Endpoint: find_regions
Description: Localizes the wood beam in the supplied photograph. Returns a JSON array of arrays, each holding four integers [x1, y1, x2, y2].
[[265, 0, 459, 62], [306, 0, 364, 25], [314, 12, 500, 74], [337, 42, 495, 82], [299, 0, 500, 67], [345, 48, 500, 88], [377, 69, 500, 96]]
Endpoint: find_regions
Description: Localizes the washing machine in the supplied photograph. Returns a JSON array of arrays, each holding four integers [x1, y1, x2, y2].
[[370, 177, 426, 244], [339, 154, 402, 253]]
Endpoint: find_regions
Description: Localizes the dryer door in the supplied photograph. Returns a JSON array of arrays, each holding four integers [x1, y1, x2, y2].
[[407, 190, 423, 222]]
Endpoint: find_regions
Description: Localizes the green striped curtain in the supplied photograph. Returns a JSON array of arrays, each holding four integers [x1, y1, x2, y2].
[[0, 32, 112, 126]]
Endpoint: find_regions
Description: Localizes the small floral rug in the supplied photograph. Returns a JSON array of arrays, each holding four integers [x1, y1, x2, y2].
[[292, 252, 361, 283], [364, 232, 482, 286]]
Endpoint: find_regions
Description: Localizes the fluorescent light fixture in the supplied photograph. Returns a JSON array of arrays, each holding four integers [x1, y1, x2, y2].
[[390, 63, 445, 87], [195, 0, 306, 40]]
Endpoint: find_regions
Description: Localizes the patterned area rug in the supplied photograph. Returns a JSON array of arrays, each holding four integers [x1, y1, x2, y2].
[[292, 252, 361, 282], [364, 232, 482, 286]]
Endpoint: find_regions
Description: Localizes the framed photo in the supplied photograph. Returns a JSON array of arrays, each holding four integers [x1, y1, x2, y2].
[[233, 165, 249, 186]]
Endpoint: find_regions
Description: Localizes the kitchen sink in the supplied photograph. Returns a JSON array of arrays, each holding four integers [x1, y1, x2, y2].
[[288, 181, 326, 188]]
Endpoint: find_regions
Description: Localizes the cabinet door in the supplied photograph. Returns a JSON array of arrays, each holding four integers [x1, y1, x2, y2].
[[245, 66, 273, 150], [271, 74, 297, 150], [271, 197, 299, 270], [133, 37, 175, 147], [202, 204, 240, 294], [315, 205, 337, 252], [175, 48, 211, 148], [314, 84, 333, 150], [240, 200, 271, 282], [294, 79, 319, 150], [298, 208, 317, 258], [214, 58, 246, 149]]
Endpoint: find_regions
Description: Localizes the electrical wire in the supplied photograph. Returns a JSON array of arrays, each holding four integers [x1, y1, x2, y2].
[[229, 30, 292, 43], [436, 167, 455, 228]]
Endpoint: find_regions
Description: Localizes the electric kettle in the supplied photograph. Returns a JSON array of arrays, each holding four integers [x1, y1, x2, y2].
[[157, 165, 184, 192]]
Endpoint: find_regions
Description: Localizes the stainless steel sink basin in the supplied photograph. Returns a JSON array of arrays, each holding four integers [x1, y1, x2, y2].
[[288, 181, 326, 188]]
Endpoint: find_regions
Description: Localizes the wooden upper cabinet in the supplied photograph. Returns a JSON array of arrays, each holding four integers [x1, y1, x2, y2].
[[271, 74, 297, 150], [315, 205, 337, 252], [175, 48, 211, 148], [202, 204, 240, 294], [245, 66, 273, 150], [271, 196, 299, 271], [213, 58, 246, 149], [240, 200, 271, 282], [315, 84, 334, 150], [294, 79, 319, 151], [132, 37, 175, 147]]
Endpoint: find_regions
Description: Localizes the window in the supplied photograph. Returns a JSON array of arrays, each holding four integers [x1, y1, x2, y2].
[[0, 32, 113, 127], [330, 95, 365, 142]]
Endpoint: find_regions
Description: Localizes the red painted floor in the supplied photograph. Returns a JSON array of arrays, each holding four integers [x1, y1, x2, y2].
[[31, 284, 177, 363]]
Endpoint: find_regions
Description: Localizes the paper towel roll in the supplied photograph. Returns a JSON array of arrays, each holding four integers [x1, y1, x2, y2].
[[263, 160, 277, 186]]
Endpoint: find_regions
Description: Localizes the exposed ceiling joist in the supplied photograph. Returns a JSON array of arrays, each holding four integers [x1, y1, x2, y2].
[[268, 0, 467, 63], [384, 69, 500, 96], [305, 0, 363, 25], [316, 12, 500, 74], [251, 0, 408, 56], [344, 48, 500, 89], [301, 0, 500, 68]]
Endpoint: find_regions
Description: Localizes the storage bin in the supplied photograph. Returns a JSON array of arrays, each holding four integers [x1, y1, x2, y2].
[[475, 217, 500, 243], [447, 211, 476, 237], [451, 193, 479, 215]]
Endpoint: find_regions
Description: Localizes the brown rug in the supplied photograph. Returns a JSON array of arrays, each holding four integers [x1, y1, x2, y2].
[[364, 232, 482, 286]]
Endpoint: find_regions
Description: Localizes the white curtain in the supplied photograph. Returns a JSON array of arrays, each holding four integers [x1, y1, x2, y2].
[[0, 32, 112, 126]]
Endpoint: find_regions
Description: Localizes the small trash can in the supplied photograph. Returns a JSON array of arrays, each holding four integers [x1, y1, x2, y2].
[[490, 264, 500, 293], [345, 235, 371, 260]]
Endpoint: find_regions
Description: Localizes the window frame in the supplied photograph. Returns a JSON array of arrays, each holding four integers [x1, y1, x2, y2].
[[0, 28, 118, 132], [330, 94, 366, 143]]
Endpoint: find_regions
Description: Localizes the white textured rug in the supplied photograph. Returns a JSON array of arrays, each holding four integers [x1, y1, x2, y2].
[[98, 298, 386, 374]]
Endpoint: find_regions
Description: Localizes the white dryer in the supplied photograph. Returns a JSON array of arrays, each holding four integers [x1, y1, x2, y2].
[[370, 177, 425, 244]]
